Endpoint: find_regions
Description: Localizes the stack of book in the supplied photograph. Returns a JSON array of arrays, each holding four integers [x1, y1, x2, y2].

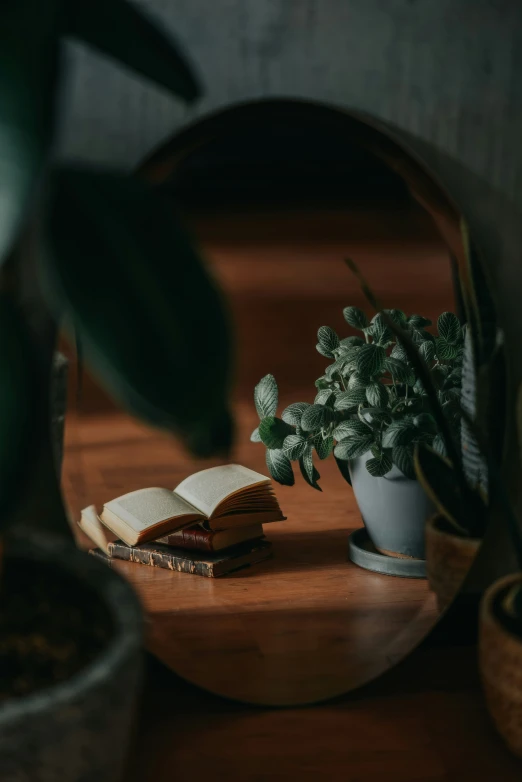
[[79, 464, 285, 577]]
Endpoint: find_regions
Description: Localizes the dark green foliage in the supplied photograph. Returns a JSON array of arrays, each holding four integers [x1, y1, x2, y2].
[[252, 302, 462, 488], [258, 417, 294, 449], [254, 374, 278, 419], [266, 449, 294, 486]]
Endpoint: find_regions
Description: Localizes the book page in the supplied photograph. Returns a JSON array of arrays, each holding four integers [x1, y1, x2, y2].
[[105, 488, 204, 533], [78, 505, 116, 554], [174, 464, 270, 517]]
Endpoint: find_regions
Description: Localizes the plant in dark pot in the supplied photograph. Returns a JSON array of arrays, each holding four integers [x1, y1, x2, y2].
[[0, 3, 232, 781], [252, 303, 464, 561]]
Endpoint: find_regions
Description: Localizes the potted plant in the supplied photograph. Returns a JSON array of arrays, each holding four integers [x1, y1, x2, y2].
[[0, 2, 232, 781], [478, 382, 522, 758], [252, 304, 464, 560]]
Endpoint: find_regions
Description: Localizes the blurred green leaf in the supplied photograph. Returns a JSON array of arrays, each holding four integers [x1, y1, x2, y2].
[[0, 0, 61, 264], [299, 445, 322, 491], [259, 417, 293, 449], [40, 166, 232, 456], [250, 426, 261, 443], [64, 0, 200, 102]]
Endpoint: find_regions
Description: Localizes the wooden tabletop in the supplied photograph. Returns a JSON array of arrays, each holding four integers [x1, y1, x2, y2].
[[61, 208, 521, 777]]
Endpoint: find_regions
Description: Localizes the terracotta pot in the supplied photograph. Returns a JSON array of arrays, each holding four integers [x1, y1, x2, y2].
[[479, 574, 522, 758], [425, 515, 481, 612]]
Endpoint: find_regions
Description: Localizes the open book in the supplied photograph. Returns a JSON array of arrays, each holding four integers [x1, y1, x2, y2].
[[91, 464, 284, 547]]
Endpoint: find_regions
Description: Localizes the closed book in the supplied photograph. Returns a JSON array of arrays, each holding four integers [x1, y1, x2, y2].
[[90, 538, 272, 578], [157, 522, 264, 552]]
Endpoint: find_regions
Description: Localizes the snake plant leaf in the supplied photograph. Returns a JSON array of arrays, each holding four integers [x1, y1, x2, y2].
[[437, 312, 462, 345], [266, 448, 294, 486], [0, 0, 61, 265], [334, 388, 367, 411], [64, 0, 200, 102], [259, 417, 294, 449], [0, 296, 36, 530], [317, 326, 340, 357], [356, 343, 386, 377], [414, 443, 486, 537], [254, 374, 278, 419], [299, 446, 322, 491], [333, 420, 369, 441], [343, 306, 368, 330], [366, 381, 388, 408], [281, 402, 310, 426], [41, 166, 232, 456], [282, 434, 308, 461], [391, 445, 416, 479], [250, 427, 262, 443], [334, 436, 374, 460], [313, 434, 334, 460], [365, 450, 393, 477]]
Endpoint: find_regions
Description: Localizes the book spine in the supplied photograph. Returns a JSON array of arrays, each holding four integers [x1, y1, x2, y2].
[[107, 541, 217, 577], [157, 528, 214, 551]]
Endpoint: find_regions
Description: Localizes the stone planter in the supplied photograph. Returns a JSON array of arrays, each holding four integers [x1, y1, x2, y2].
[[479, 574, 522, 758], [0, 539, 143, 782], [349, 452, 434, 559], [425, 514, 481, 612]]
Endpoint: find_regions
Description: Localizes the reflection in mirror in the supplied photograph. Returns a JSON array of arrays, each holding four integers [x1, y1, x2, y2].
[[61, 102, 489, 705]]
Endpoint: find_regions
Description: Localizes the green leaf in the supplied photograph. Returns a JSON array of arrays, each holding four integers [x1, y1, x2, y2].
[[334, 389, 367, 411], [384, 357, 415, 385], [317, 325, 340, 357], [343, 306, 368, 330], [366, 381, 388, 408], [314, 388, 334, 406], [411, 328, 433, 345], [315, 376, 330, 390], [391, 445, 416, 479], [334, 455, 352, 485], [250, 426, 261, 443], [0, 1, 61, 264], [356, 343, 386, 377], [390, 343, 408, 362], [348, 372, 368, 390], [325, 351, 358, 379], [0, 295, 36, 530], [365, 451, 393, 477], [301, 404, 331, 431], [282, 433, 307, 461], [414, 444, 485, 535], [408, 315, 432, 329], [266, 449, 294, 486], [41, 167, 232, 457], [65, 0, 201, 102], [340, 336, 364, 349], [333, 420, 370, 440], [334, 436, 374, 460], [435, 337, 460, 361], [316, 342, 334, 358], [419, 340, 436, 362], [370, 314, 392, 345], [382, 419, 416, 448], [281, 402, 310, 426], [254, 374, 278, 420], [432, 434, 447, 457], [313, 434, 334, 460], [437, 312, 461, 345], [299, 446, 322, 490], [259, 417, 294, 449], [385, 309, 407, 326]]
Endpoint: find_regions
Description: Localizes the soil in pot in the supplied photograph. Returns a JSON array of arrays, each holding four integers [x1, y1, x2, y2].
[[0, 555, 114, 702]]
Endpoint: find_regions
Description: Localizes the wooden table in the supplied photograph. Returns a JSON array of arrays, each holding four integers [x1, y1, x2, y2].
[[61, 207, 521, 778]]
